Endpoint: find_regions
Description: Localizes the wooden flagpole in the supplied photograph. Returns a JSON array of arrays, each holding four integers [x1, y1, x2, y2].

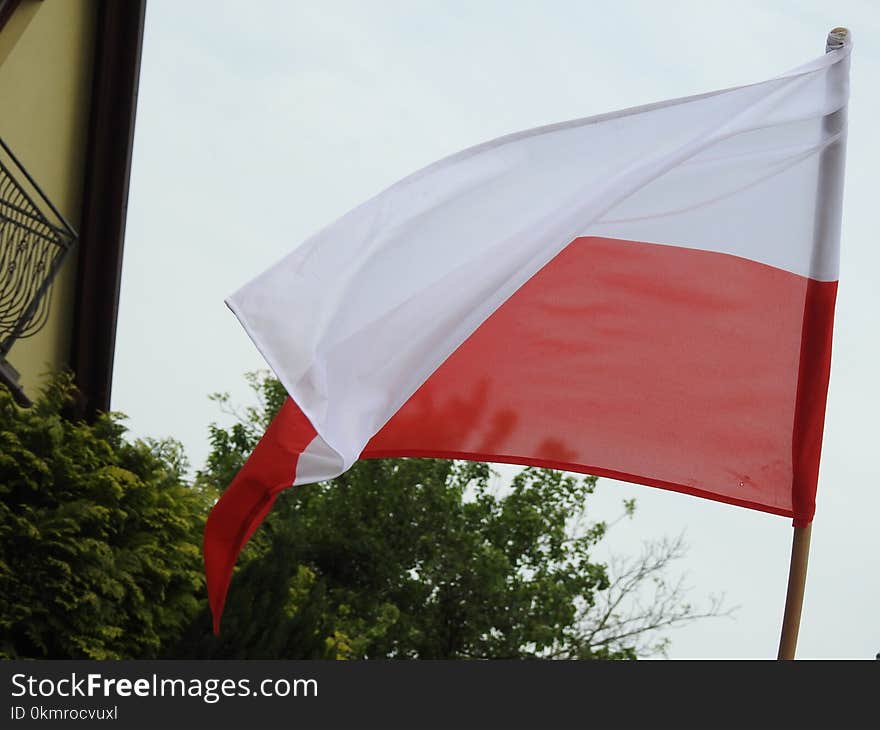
[[777, 524, 812, 659], [776, 26, 849, 661]]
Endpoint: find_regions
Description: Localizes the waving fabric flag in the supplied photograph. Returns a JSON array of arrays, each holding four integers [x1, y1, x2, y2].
[[206, 44, 850, 632]]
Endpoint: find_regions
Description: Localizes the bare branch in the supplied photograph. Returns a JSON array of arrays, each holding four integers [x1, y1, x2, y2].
[[572, 533, 736, 657]]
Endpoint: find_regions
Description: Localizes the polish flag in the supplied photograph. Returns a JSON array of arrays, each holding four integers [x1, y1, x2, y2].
[[206, 43, 850, 632]]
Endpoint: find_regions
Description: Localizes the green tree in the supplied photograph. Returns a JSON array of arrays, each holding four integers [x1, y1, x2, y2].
[[176, 372, 727, 659], [0, 375, 209, 659], [0, 372, 725, 659]]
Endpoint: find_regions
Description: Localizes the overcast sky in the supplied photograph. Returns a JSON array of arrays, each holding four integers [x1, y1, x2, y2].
[[112, 0, 880, 659]]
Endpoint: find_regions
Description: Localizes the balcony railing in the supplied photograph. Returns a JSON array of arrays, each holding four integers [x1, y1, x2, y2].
[[0, 136, 77, 358]]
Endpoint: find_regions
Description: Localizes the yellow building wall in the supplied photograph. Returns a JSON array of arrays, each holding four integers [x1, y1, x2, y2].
[[0, 0, 98, 399]]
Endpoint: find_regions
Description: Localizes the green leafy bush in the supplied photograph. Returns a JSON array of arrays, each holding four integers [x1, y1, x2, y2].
[[0, 375, 210, 659]]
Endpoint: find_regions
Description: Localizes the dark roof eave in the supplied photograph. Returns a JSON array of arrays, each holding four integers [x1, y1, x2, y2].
[[68, 0, 147, 421]]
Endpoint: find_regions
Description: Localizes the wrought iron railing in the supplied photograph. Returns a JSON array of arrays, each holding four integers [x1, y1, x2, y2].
[[0, 137, 77, 357]]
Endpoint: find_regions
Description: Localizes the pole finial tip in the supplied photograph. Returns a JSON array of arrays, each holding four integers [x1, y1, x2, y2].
[[826, 27, 851, 52]]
